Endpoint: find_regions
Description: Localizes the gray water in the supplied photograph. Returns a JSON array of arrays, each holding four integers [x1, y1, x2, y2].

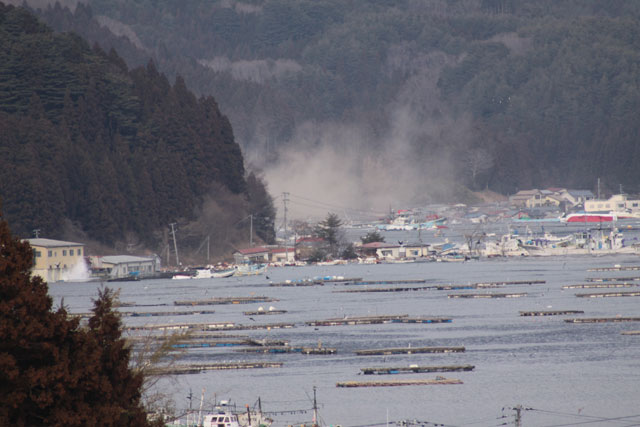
[[49, 255, 640, 427]]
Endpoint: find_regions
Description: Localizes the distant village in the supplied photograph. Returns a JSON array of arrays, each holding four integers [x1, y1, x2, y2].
[[25, 188, 640, 283]]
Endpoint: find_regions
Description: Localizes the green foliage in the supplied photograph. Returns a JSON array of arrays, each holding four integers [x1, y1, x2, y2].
[[361, 230, 385, 244], [0, 209, 151, 426], [340, 243, 358, 260], [314, 212, 343, 257]]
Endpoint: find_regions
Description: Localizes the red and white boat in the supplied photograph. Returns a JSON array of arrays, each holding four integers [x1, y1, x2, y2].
[[561, 213, 616, 223]]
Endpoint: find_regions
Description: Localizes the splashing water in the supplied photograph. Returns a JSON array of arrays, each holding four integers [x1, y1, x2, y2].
[[61, 259, 90, 282]]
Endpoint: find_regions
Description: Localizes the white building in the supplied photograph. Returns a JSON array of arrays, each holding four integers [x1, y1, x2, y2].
[[96, 255, 157, 279], [25, 238, 86, 282]]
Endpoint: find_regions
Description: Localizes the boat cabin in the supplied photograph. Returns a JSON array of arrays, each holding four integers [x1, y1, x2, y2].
[[202, 412, 240, 427]]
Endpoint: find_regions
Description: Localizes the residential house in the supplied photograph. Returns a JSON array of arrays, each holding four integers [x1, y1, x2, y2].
[[509, 190, 544, 208], [585, 194, 640, 214], [234, 247, 271, 264], [233, 246, 296, 264]]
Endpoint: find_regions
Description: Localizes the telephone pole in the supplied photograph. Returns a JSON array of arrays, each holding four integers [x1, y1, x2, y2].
[[283, 192, 289, 263], [249, 214, 254, 247]]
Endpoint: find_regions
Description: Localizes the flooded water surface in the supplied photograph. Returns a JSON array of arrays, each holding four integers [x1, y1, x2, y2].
[[50, 256, 640, 426]]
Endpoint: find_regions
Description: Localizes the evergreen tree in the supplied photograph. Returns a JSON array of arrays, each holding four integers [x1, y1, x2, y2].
[[0, 206, 152, 426], [314, 213, 343, 257], [360, 230, 385, 244]]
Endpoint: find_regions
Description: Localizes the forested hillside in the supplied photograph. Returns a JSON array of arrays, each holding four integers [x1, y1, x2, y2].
[[0, 3, 275, 258], [21, 0, 640, 205]]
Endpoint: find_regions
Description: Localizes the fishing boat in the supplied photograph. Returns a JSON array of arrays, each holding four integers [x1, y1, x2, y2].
[[211, 268, 236, 278], [234, 263, 267, 277]]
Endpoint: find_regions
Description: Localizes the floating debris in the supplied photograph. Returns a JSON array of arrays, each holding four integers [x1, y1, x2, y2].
[[576, 291, 640, 298], [565, 317, 640, 323], [520, 310, 584, 316], [337, 378, 463, 387], [174, 296, 277, 306], [150, 362, 283, 375], [448, 293, 527, 299], [355, 346, 465, 356], [621, 330, 640, 335], [361, 364, 474, 375]]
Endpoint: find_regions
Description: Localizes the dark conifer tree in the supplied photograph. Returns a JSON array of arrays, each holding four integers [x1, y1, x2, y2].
[[0, 206, 152, 426]]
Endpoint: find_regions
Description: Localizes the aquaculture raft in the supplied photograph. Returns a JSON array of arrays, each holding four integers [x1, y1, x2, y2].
[[520, 310, 584, 316], [355, 346, 465, 356], [150, 362, 283, 375], [448, 293, 527, 299], [337, 378, 463, 387], [305, 315, 451, 326], [361, 365, 474, 375], [174, 296, 277, 306], [565, 317, 640, 323], [236, 346, 337, 355], [575, 291, 640, 298], [564, 284, 640, 289]]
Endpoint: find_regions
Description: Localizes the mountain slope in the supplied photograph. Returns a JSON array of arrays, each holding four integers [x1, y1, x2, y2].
[[0, 3, 274, 257], [24, 0, 640, 211]]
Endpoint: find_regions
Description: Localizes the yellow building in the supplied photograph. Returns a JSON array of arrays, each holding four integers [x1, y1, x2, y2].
[[25, 238, 86, 283]]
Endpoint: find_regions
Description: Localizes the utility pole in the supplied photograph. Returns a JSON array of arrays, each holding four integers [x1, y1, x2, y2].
[[312, 386, 318, 427], [169, 223, 179, 267], [249, 214, 253, 247], [514, 405, 522, 427], [283, 192, 289, 263], [33, 228, 40, 238]]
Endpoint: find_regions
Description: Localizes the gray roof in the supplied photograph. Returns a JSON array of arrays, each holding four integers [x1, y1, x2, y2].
[[26, 238, 84, 248], [100, 255, 155, 264], [567, 189, 595, 197]]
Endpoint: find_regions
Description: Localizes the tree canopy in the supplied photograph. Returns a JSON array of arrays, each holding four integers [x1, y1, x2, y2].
[[0, 207, 153, 426]]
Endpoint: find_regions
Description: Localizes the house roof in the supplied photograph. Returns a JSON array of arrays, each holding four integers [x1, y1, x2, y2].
[[568, 190, 595, 197], [270, 247, 295, 254], [360, 241, 399, 249], [26, 238, 84, 248], [296, 237, 324, 243], [100, 255, 154, 264], [236, 247, 270, 255]]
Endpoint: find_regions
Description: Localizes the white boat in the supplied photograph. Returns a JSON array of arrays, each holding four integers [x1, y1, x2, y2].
[[172, 267, 236, 280], [202, 411, 241, 427], [201, 400, 272, 427], [211, 268, 236, 278], [234, 263, 267, 277]]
